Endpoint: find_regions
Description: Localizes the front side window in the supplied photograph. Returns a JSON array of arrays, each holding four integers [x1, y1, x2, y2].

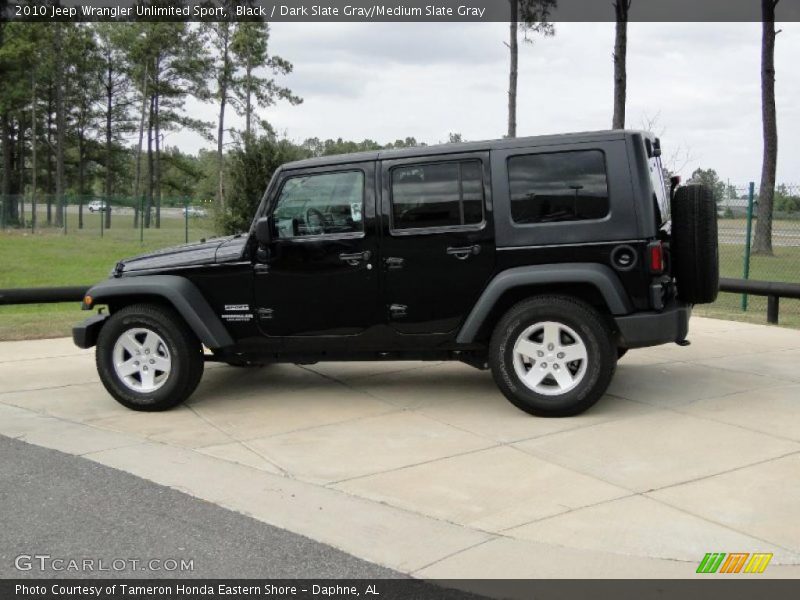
[[508, 151, 609, 224], [273, 170, 364, 238], [391, 160, 484, 230]]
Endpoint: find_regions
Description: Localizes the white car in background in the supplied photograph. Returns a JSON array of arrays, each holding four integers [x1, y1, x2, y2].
[[87, 200, 110, 213], [183, 206, 208, 218]]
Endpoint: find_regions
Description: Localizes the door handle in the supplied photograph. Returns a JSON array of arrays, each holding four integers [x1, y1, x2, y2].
[[446, 245, 481, 260], [339, 250, 372, 265]]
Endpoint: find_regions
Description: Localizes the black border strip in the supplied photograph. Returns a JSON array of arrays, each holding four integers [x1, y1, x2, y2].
[[3, 0, 800, 23]]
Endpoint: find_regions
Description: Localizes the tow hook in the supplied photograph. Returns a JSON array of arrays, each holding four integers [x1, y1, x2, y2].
[[675, 339, 691, 347]]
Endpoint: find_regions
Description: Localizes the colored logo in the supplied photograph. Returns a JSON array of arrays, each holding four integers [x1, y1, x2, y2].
[[696, 552, 773, 574]]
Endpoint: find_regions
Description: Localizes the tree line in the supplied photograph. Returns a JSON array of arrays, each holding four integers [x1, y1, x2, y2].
[[0, 7, 298, 231]]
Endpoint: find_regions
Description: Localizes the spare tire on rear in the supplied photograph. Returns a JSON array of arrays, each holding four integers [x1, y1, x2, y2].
[[671, 184, 719, 304]]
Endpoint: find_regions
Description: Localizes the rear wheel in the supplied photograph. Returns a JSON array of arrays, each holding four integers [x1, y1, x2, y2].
[[489, 296, 616, 417], [96, 304, 204, 411]]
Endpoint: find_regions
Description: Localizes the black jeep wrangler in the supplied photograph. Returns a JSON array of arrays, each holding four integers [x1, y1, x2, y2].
[[74, 130, 718, 417]]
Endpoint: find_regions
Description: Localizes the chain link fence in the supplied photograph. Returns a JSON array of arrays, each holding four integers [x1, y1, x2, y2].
[[711, 183, 800, 326], [0, 195, 216, 245]]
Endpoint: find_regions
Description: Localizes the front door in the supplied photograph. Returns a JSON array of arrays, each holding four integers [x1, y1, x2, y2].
[[379, 153, 495, 335], [254, 162, 379, 337]]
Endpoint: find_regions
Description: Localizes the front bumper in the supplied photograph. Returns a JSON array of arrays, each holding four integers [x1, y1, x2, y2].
[[72, 314, 109, 349], [615, 302, 691, 349]]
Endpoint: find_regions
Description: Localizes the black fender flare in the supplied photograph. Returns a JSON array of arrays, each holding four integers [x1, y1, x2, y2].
[[456, 263, 633, 343], [85, 275, 234, 350]]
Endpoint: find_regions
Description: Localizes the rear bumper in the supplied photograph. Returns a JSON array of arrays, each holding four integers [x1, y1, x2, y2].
[[615, 302, 691, 349], [72, 314, 108, 349]]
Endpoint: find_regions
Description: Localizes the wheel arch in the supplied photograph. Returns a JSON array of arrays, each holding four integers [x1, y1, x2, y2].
[[84, 275, 234, 350], [456, 264, 632, 344]]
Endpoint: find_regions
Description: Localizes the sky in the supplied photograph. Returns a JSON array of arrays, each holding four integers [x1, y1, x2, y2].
[[169, 21, 800, 189]]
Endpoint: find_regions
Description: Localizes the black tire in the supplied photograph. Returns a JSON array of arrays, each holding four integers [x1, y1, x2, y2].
[[671, 184, 719, 304], [617, 347, 628, 360], [489, 296, 617, 417], [96, 303, 204, 411]]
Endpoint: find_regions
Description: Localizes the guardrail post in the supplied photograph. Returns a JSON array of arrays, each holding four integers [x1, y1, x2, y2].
[[741, 182, 755, 311], [767, 295, 779, 324]]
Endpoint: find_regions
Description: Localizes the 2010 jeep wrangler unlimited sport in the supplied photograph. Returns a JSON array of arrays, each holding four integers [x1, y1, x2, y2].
[[74, 130, 719, 417]]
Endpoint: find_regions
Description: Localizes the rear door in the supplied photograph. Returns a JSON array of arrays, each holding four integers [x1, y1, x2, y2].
[[379, 152, 495, 334]]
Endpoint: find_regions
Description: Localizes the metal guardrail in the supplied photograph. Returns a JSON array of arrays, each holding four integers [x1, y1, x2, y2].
[[0, 286, 89, 305], [719, 278, 800, 324]]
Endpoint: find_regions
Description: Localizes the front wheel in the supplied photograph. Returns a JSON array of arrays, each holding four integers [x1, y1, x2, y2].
[[95, 303, 204, 411], [489, 296, 616, 417]]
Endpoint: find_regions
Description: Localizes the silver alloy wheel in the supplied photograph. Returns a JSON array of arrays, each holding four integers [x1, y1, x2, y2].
[[112, 327, 172, 393], [512, 321, 588, 396]]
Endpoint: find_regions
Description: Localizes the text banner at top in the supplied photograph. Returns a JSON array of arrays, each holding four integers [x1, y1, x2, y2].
[[4, 0, 800, 23]]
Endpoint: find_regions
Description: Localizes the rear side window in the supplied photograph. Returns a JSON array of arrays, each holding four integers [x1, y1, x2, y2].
[[391, 160, 484, 230], [508, 150, 610, 224]]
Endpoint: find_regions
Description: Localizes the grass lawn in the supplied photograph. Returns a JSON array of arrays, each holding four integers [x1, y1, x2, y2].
[[695, 297, 800, 329], [708, 243, 800, 328], [1, 213, 216, 341], [718, 243, 800, 282], [2, 219, 799, 340]]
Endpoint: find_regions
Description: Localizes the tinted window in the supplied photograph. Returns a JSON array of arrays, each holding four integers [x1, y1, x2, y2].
[[391, 161, 484, 230], [508, 151, 609, 224], [273, 171, 364, 238]]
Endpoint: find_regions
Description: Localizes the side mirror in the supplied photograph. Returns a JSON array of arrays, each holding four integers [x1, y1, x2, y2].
[[255, 216, 274, 246]]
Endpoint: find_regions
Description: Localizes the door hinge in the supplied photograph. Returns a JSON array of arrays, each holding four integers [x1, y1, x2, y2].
[[388, 304, 407, 319]]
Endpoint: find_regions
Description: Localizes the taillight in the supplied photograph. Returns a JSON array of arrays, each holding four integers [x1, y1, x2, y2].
[[648, 241, 664, 274]]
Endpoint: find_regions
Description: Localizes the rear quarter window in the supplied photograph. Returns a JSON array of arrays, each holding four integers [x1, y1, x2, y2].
[[507, 150, 610, 224]]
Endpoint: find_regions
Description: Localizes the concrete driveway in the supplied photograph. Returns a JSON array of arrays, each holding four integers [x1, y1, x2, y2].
[[1, 316, 799, 579]]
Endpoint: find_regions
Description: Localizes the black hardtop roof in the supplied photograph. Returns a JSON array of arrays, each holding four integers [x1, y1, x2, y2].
[[281, 129, 649, 171]]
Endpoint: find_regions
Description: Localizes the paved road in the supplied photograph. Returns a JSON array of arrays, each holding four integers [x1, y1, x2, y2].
[[1, 435, 442, 584]]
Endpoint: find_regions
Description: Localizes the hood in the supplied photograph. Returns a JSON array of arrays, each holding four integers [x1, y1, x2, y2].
[[115, 234, 247, 275]]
